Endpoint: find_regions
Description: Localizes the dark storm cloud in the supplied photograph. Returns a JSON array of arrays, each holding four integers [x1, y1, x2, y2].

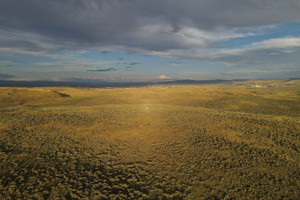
[[0, 0, 299, 53], [0, 73, 16, 79], [87, 68, 116, 72]]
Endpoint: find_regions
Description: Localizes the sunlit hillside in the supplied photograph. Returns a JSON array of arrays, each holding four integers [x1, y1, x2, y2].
[[0, 79, 299, 199]]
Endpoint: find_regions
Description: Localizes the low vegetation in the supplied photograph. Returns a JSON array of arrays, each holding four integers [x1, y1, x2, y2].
[[0, 79, 299, 199]]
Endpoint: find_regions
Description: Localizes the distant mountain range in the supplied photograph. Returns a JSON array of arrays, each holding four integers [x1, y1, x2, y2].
[[0, 79, 247, 88]]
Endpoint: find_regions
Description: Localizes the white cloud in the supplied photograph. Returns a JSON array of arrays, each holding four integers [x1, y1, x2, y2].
[[251, 37, 300, 49], [209, 37, 300, 57], [147, 36, 300, 65], [128, 21, 259, 51], [158, 75, 170, 79]]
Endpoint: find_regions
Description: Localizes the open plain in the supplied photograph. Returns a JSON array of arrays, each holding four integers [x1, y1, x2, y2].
[[0, 79, 299, 199]]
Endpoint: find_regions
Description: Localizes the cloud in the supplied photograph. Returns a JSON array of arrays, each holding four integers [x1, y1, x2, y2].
[[250, 37, 300, 49], [210, 37, 300, 59], [168, 62, 182, 66], [148, 36, 300, 66], [0, 63, 14, 67], [0, 0, 299, 53], [0, 73, 16, 79], [86, 68, 116, 72], [125, 66, 134, 71], [158, 75, 170, 79], [0, 60, 15, 68], [31, 56, 122, 72], [0, 0, 299, 74], [214, 37, 300, 65], [34, 62, 63, 66]]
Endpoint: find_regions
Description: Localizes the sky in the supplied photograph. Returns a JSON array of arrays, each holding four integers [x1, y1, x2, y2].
[[0, 0, 300, 82]]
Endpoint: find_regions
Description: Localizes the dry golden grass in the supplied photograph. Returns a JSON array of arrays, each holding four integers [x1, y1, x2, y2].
[[0, 79, 299, 199]]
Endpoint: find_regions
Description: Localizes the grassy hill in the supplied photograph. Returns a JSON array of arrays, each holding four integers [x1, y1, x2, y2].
[[0, 79, 299, 199]]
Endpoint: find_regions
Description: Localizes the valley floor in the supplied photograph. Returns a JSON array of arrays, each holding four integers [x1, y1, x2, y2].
[[0, 79, 299, 199]]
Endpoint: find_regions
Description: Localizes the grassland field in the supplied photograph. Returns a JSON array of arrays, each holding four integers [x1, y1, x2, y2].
[[0, 79, 299, 199]]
